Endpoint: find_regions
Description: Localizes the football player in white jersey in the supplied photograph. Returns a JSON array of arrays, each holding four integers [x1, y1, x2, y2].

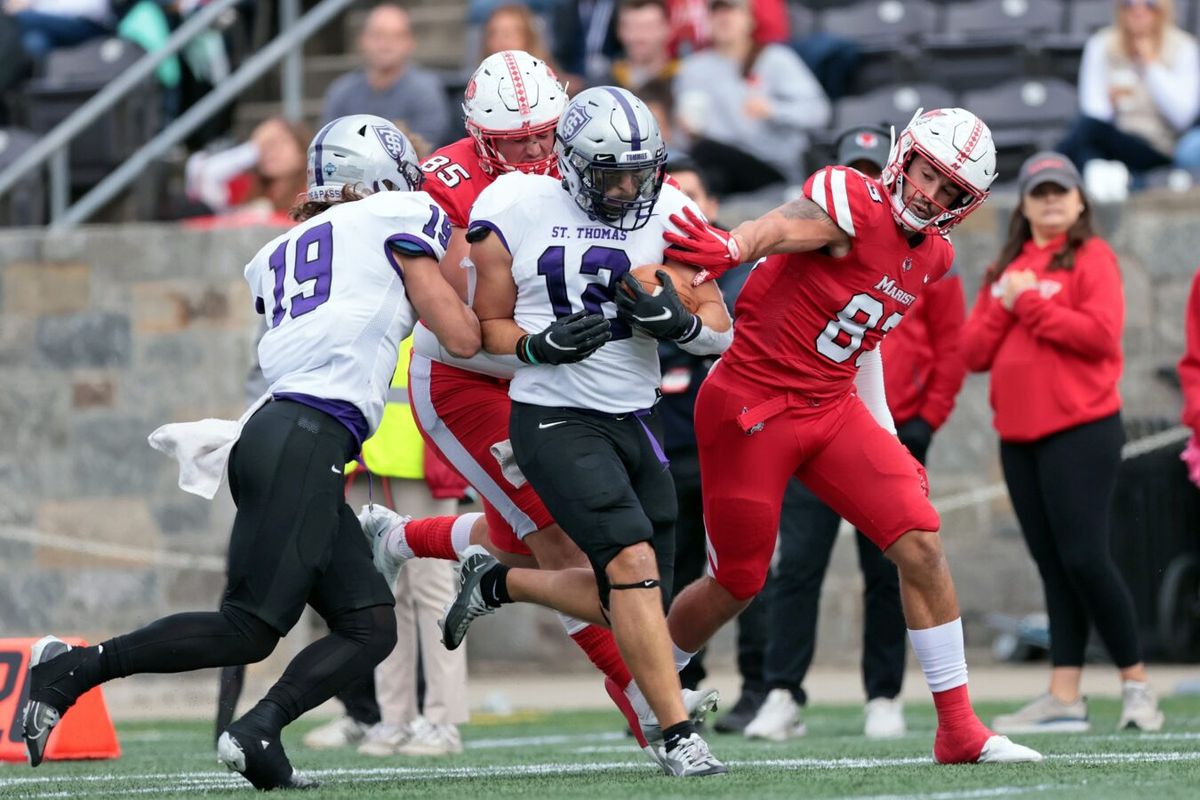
[[439, 87, 733, 777], [21, 115, 478, 790]]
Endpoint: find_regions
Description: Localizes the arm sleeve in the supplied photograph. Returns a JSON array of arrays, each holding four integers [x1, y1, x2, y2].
[[916, 272, 968, 430], [961, 278, 1017, 372], [1010, 242, 1124, 360], [855, 346, 896, 434], [1079, 34, 1114, 122], [1144, 37, 1200, 132], [1179, 269, 1200, 431], [760, 48, 831, 130]]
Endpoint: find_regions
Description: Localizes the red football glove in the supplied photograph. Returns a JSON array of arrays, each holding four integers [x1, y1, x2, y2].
[[663, 206, 742, 285]]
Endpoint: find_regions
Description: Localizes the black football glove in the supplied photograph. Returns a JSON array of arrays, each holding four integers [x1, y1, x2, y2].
[[615, 271, 701, 342], [517, 309, 612, 365]]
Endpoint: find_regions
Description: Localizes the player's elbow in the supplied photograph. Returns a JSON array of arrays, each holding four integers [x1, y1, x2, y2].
[[444, 319, 481, 359]]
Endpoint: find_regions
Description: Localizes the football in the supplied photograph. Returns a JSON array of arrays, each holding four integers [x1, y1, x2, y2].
[[626, 262, 704, 314]]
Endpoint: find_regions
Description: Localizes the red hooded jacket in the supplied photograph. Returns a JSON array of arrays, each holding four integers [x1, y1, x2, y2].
[[963, 235, 1124, 443], [1179, 268, 1200, 431]]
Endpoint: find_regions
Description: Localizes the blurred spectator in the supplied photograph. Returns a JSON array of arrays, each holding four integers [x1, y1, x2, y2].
[[659, 157, 765, 732], [637, 77, 682, 154], [963, 152, 1164, 735], [7, 0, 112, 60], [673, 0, 828, 194], [322, 2, 451, 147], [608, 0, 677, 92], [666, 0, 788, 55], [1180, 268, 1200, 486], [550, 0, 620, 84], [742, 130, 966, 743], [481, 3, 557, 67], [182, 117, 311, 224], [1057, 0, 1199, 181]]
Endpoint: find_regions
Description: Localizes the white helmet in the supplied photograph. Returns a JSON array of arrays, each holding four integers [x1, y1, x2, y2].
[[555, 86, 667, 232], [306, 114, 423, 203], [880, 107, 996, 234], [464, 50, 567, 176]]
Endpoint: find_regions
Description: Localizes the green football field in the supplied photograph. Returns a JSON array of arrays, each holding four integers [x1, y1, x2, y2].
[[3, 696, 1199, 799]]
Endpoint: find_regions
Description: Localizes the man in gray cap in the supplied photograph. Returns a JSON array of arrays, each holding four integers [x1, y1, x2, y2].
[[835, 124, 891, 180]]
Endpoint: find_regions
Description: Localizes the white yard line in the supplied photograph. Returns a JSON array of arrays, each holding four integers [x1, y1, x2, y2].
[[3, 748, 1199, 795]]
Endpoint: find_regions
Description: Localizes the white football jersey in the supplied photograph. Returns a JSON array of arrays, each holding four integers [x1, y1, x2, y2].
[[245, 190, 450, 433], [470, 171, 700, 413]]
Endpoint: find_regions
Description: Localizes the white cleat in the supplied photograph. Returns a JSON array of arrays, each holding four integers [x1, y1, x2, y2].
[[744, 688, 806, 741], [864, 697, 907, 739], [357, 504, 412, 586], [659, 732, 728, 777], [302, 715, 370, 750], [975, 734, 1044, 764]]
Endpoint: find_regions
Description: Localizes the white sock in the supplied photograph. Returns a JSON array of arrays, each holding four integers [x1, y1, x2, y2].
[[388, 517, 415, 561], [672, 642, 695, 673], [625, 680, 655, 724], [450, 512, 483, 558], [556, 613, 588, 636], [908, 618, 969, 693]]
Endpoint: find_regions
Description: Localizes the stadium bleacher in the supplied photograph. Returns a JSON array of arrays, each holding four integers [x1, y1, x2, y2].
[[3, 0, 1200, 227]]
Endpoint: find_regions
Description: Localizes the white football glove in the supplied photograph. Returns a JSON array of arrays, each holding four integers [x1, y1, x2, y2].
[[357, 504, 403, 542]]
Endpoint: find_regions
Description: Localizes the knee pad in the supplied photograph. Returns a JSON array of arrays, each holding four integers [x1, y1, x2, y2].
[[221, 604, 281, 663], [329, 604, 397, 666]]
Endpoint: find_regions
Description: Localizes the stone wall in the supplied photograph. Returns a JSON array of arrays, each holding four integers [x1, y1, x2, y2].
[[0, 193, 1193, 675]]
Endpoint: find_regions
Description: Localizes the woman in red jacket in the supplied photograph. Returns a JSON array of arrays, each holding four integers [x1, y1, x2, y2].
[[1179, 269, 1200, 485], [963, 152, 1163, 734]]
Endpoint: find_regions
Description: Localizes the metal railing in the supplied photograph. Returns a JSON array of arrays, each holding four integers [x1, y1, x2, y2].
[[0, 0, 350, 228]]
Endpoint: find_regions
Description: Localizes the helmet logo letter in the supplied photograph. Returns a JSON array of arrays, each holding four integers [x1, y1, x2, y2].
[[560, 104, 593, 143], [372, 124, 408, 166]]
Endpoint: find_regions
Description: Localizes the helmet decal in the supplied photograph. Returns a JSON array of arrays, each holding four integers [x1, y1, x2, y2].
[[372, 123, 409, 167], [605, 87, 642, 151], [501, 50, 531, 115], [559, 104, 593, 143]]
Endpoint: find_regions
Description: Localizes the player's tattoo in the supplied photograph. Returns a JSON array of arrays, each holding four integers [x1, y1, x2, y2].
[[778, 197, 833, 223]]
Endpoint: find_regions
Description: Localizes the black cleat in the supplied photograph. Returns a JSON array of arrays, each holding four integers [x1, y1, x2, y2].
[[22, 635, 74, 767], [439, 546, 498, 650], [217, 724, 317, 791]]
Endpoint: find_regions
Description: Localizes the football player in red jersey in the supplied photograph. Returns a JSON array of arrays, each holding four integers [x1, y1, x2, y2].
[[358, 50, 716, 770], [662, 108, 1043, 765]]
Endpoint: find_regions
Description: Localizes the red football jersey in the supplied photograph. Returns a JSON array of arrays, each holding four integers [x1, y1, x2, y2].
[[421, 137, 493, 229], [724, 166, 955, 399]]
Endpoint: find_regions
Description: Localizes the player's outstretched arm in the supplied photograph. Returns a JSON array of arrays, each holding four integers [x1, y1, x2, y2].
[[664, 201, 849, 284], [400, 254, 481, 359], [732, 197, 850, 262]]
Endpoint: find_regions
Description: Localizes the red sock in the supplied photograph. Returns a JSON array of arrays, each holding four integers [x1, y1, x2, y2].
[[404, 516, 458, 561], [931, 684, 993, 763], [570, 625, 632, 689]]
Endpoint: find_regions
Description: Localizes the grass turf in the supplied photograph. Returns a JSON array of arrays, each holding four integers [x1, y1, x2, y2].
[[2, 696, 1198, 799]]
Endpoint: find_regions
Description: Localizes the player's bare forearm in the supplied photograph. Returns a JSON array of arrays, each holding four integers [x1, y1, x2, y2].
[[733, 197, 849, 261], [694, 281, 732, 334], [480, 318, 529, 357], [470, 232, 522, 356], [403, 256, 481, 358], [438, 227, 471, 302]]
